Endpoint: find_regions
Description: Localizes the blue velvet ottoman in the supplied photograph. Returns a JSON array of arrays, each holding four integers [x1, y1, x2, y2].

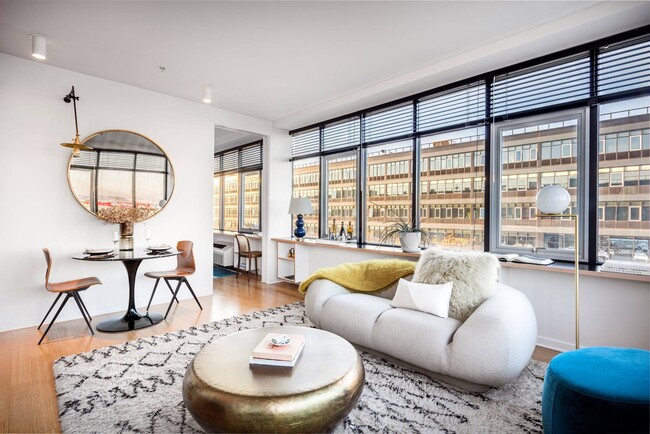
[[542, 347, 650, 434]]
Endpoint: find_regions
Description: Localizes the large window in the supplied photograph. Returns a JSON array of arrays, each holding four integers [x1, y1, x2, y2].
[[289, 29, 650, 265], [492, 112, 584, 260], [597, 97, 650, 262], [292, 157, 320, 238], [420, 127, 485, 250], [365, 141, 412, 243], [325, 153, 357, 239], [242, 171, 261, 231], [213, 176, 222, 229], [223, 173, 239, 231], [213, 141, 263, 232]]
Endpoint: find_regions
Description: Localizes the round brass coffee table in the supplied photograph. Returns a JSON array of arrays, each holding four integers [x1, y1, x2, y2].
[[183, 326, 364, 433]]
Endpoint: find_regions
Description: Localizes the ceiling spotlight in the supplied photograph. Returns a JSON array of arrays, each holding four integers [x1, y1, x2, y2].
[[203, 86, 212, 104], [30, 34, 47, 60]]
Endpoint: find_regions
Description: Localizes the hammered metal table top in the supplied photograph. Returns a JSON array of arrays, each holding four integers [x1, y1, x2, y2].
[[193, 326, 358, 397]]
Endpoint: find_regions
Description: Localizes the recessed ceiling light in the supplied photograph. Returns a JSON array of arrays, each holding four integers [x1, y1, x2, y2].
[[30, 34, 47, 60], [203, 86, 212, 104]]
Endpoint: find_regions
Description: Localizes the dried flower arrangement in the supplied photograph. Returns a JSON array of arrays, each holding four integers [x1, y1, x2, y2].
[[97, 206, 154, 224]]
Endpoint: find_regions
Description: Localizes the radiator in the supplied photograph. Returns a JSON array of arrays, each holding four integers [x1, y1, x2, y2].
[[213, 242, 234, 267]]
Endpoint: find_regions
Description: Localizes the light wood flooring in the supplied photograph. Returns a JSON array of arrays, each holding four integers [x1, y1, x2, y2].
[[0, 275, 557, 433]]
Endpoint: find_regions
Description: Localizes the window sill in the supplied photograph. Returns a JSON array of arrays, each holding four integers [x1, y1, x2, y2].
[[272, 237, 649, 283], [500, 260, 650, 283]]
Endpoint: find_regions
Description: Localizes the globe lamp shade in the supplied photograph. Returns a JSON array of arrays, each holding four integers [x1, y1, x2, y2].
[[536, 185, 571, 214]]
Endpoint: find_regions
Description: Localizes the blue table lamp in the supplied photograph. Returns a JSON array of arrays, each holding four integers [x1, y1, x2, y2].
[[288, 197, 313, 240]]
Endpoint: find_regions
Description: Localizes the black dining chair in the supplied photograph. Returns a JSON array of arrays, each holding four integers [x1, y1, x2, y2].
[[38, 248, 102, 345], [145, 240, 202, 319]]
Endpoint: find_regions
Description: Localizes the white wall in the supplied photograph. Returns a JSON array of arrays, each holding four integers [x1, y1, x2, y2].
[[500, 267, 649, 352], [274, 242, 650, 351], [0, 53, 289, 332]]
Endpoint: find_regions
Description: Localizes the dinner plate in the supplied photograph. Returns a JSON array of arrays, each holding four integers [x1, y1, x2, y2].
[[147, 244, 171, 252], [84, 248, 114, 255]]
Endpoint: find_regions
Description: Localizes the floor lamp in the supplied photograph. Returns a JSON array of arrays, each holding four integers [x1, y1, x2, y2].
[[536, 185, 580, 350]]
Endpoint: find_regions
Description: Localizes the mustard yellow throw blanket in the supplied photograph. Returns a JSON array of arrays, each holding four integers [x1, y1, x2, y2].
[[298, 259, 416, 293]]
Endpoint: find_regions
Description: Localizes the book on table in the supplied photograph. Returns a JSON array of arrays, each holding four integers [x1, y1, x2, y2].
[[493, 253, 554, 265], [249, 333, 305, 367]]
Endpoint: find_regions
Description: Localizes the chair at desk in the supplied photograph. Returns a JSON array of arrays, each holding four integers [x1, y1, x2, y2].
[[38, 248, 101, 345], [145, 240, 203, 319], [234, 234, 262, 280]]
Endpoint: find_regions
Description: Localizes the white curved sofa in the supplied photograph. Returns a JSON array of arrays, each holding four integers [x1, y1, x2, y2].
[[305, 278, 537, 390]]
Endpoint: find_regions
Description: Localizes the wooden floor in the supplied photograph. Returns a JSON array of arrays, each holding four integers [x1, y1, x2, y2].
[[0, 275, 557, 433]]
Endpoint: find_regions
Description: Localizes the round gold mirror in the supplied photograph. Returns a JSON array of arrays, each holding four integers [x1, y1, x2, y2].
[[67, 130, 174, 222]]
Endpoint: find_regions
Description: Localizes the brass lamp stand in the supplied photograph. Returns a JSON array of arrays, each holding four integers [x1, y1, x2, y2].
[[537, 212, 579, 349]]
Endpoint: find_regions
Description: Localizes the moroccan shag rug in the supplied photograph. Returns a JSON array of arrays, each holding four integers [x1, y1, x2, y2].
[[54, 302, 546, 433]]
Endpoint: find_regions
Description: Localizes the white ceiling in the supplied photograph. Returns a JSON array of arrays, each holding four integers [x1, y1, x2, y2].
[[1, 1, 648, 131], [214, 127, 262, 153]]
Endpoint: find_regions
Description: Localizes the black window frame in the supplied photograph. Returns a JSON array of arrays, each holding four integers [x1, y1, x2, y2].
[[289, 26, 650, 266]]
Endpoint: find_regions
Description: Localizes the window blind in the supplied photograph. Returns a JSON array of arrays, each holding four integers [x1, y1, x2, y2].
[[418, 82, 486, 132], [70, 150, 97, 168], [598, 35, 650, 96], [364, 102, 413, 143], [240, 142, 263, 171], [323, 117, 360, 152], [135, 154, 167, 172], [492, 53, 590, 117], [291, 128, 320, 158], [221, 149, 239, 173], [213, 154, 223, 174], [214, 141, 263, 174], [99, 151, 135, 170]]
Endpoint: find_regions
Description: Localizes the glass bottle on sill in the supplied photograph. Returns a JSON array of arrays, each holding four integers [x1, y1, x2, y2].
[[347, 221, 353, 240]]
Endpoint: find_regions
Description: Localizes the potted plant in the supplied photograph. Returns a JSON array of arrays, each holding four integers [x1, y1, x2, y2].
[[379, 215, 433, 253]]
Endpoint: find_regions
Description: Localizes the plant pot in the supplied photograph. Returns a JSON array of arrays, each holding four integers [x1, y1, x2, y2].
[[399, 232, 421, 253]]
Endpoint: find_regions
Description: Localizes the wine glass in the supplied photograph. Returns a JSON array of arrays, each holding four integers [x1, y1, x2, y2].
[[145, 230, 152, 247], [112, 231, 119, 251]]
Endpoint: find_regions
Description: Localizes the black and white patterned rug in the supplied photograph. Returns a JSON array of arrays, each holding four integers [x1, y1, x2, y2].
[[54, 302, 545, 433]]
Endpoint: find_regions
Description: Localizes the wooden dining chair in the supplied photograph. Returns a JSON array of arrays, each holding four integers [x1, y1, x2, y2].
[[234, 234, 262, 281], [145, 240, 202, 320], [38, 248, 102, 345]]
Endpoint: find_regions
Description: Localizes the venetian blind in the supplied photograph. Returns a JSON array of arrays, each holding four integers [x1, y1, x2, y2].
[[492, 53, 591, 117], [598, 35, 650, 96]]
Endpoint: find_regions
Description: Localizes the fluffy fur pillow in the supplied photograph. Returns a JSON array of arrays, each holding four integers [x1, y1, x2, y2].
[[413, 248, 499, 321]]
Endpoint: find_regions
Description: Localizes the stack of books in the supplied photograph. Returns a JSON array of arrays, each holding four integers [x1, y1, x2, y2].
[[249, 333, 305, 367], [600, 259, 650, 276]]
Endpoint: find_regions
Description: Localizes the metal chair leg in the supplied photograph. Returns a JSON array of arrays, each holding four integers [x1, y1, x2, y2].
[[164, 280, 184, 320], [72, 292, 94, 336], [236, 254, 241, 279], [38, 293, 72, 345], [247, 256, 251, 281], [254, 256, 259, 279], [38, 293, 62, 330], [163, 278, 181, 304], [146, 278, 161, 311], [183, 278, 203, 310], [76, 293, 92, 322]]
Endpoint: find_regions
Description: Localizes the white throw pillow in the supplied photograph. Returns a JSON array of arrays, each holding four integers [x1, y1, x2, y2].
[[390, 278, 453, 319]]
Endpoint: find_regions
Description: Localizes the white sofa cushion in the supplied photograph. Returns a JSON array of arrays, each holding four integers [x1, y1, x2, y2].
[[319, 293, 393, 348], [373, 308, 462, 372], [414, 248, 499, 321], [390, 279, 453, 319]]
